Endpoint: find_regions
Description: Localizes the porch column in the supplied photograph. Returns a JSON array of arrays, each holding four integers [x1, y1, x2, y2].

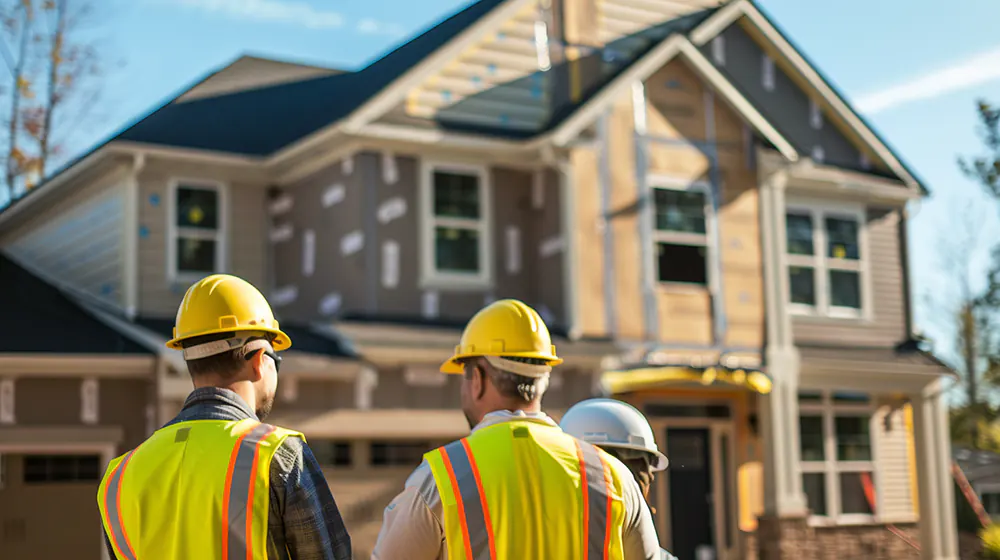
[[759, 347, 808, 517], [912, 379, 959, 560]]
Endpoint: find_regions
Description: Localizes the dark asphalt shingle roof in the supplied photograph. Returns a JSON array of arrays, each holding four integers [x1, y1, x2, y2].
[[0, 254, 151, 354], [117, 0, 510, 156], [134, 317, 359, 360]]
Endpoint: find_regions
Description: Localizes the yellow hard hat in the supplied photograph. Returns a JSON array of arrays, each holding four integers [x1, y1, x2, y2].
[[166, 274, 291, 355], [440, 299, 562, 375]]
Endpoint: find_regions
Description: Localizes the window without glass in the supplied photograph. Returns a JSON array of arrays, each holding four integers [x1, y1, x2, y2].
[[799, 391, 874, 520], [652, 186, 710, 285], [370, 441, 433, 467], [424, 166, 490, 286], [312, 441, 353, 467], [171, 183, 224, 279], [785, 206, 865, 317], [982, 492, 1000, 516]]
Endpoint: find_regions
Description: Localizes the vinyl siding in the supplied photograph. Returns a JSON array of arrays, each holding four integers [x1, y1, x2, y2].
[[874, 400, 916, 521], [792, 208, 907, 347], [2, 165, 130, 308], [137, 158, 269, 317]]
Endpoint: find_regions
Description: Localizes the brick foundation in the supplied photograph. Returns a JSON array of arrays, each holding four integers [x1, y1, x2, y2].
[[754, 517, 920, 560]]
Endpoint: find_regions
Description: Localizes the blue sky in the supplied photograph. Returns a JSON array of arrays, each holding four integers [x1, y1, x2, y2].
[[88, 0, 1000, 366]]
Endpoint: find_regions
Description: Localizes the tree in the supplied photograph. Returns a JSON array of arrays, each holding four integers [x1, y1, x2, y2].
[[0, 0, 104, 204], [950, 99, 1000, 450]]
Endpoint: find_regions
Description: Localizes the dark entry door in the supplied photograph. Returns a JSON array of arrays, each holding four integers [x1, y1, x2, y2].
[[667, 428, 714, 560]]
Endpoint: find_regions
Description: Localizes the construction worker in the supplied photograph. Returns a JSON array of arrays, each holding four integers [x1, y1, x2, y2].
[[561, 398, 677, 560], [372, 299, 661, 559], [97, 274, 352, 559]]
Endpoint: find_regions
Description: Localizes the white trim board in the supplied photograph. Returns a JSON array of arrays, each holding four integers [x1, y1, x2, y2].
[[689, 0, 921, 192], [549, 35, 799, 163]]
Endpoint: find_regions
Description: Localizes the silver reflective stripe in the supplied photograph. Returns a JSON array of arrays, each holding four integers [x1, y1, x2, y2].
[[442, 440, 493, 560], [226, 422, 277, 560], [579, 442, 611, 560], [104, 450, 138, 560]]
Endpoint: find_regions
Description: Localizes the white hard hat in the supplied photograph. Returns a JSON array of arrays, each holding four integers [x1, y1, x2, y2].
[[560, 398, 668, 471]]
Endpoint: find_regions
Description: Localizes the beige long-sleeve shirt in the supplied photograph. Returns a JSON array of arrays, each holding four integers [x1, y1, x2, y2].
[[372, 410, 662, 560]]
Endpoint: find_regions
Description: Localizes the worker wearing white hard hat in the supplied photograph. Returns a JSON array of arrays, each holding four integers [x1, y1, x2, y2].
[[562, 398, 677, 560]]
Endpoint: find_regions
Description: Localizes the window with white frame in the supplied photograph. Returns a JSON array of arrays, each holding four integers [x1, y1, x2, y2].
[[651, 180, 712, 286], [799, 391, 875, 522], [421, 163, 491, 286], [785, 204, 866, 317], [170, 181, 225, 280]]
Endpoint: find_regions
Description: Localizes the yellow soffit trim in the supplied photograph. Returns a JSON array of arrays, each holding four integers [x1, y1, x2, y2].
[[601, 366, 772, 395]]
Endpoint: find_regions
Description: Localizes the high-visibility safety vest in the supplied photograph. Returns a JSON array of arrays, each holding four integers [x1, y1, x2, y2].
[[425, 419, 627, 560], [97, 418, 303, 560]]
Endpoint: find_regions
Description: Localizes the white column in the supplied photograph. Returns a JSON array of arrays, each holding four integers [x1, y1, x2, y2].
[[912, 379, 959, 560], [760, 347, 808, 516]]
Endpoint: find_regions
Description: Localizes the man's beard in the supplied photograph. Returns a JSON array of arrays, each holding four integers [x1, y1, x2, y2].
[[256, 394, 275, 421]]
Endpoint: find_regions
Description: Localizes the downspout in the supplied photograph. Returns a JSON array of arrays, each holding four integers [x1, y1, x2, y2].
[[124, 152, 145, 320]]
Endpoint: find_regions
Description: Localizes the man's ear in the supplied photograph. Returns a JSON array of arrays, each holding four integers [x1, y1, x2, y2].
[[246, 348, 265, 382], [473, 361, 488, 400]]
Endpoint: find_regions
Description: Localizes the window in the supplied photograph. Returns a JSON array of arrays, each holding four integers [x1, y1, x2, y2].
[[982, 491, 1000, 517], [785, 204, 866, 318], [651, 179, 712, 286], [312, 441, 353, 467], [23, 454, 101, 484], [799, 391, 875, 522], [420, 163, 492, 288], [370, 441, 433, 467], [169, 180, 226, 281]]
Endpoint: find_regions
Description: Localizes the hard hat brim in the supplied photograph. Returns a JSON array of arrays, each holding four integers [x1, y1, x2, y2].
[[166, 325, 292, 353], [439, 351, 563, 375], [599, 442, 670, 471]]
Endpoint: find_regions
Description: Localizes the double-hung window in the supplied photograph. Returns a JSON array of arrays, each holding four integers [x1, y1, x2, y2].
[[420, 162, 492, 288], [799, 391, 876, 523], [168, 180, 226, 281], [785, 203, 866, 317], [651, 179, 712, 286]]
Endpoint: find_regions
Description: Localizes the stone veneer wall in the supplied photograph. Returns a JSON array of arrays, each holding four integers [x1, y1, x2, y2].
[[754, 517, 920, 560]]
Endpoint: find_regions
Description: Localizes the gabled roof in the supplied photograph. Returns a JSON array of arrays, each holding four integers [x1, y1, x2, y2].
[[117, 0, 510, 156], [0, 253, 151, 354]]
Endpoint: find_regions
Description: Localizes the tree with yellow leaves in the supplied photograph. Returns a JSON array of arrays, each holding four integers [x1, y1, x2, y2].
[[0, 0, 106, 203]]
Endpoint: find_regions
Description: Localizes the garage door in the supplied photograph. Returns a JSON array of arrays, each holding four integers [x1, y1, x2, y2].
[[0, 454, 103, 559]]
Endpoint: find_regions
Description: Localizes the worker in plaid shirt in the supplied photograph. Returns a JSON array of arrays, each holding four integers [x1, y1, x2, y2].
[[98, 275, 351, 560]]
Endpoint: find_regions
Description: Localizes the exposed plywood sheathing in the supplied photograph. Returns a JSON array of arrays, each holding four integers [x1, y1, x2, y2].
[[569, 147, 606, 337], [177, 56, 340, 102], [404, 0, 549, 130], [607, 97, 643, 340], [595, 0, 722, 45]]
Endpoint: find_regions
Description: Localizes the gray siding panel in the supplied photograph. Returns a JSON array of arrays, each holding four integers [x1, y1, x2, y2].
[[701, 24, 866, 173], [271, 153, 364, 322], [792, 208, 907, 346], [3, 167, 128, 308], [138, 159, 268, 317], [283, 151, 567, 329]]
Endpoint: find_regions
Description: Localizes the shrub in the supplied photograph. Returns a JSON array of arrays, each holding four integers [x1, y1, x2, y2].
[[980, 523, 1000, 559]]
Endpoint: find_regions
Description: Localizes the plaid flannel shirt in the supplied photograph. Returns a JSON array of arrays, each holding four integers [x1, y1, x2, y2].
[[102, 387, 352, 560]]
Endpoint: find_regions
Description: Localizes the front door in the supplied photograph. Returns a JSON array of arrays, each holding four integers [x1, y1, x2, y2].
[[666, 428, 714, 560]]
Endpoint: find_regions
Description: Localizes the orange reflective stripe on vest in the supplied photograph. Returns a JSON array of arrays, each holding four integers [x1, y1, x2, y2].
[[223, 422, 278, 560], [576, 439, 613, 560], [440, 436, 613, 560], [102, 450, 138, 560], [440, 438, 497, 560]]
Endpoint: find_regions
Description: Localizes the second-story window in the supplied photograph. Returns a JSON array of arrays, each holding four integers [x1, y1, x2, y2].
[[169, 180, 226, 281], [420, 162, 492, 288], [652, 181, 711, 286], [785, 204, 866, 318]]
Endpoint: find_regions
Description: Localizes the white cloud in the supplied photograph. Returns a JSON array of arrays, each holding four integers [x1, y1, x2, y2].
[[167, 0, 344, 29], [356, 18, 405, 37], [855, 45, 1000, 115]]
